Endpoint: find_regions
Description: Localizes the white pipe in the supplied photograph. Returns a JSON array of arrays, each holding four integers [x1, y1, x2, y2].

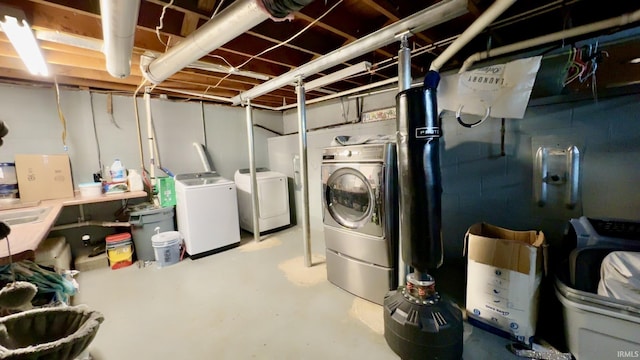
[[304, 61, 371, 92], [430, 0, 518, 71], [142, 0, 268, 84], [51, 221, 131, 231], [275, 77, 399, 111], [100, 0, 141, 78], [460, 8, 640, 73], [232, 0, 468, 104], [193, 143, 212, 172], [144, 89, 159, 206], [155, 87, 234, 103]]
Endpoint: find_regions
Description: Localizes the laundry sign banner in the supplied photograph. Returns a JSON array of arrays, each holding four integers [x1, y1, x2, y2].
[[438, 56, 542, 119]]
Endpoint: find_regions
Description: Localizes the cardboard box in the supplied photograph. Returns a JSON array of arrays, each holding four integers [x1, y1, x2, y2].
[[15, 154, 74, 202], [465, 222, 545, 345]]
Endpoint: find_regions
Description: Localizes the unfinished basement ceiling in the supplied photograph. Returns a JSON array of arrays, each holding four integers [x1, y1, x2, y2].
[[0, 0, 639, 107]]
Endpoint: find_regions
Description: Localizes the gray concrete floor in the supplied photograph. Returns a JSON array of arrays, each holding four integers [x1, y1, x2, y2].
[[73, 226, 520, 360]]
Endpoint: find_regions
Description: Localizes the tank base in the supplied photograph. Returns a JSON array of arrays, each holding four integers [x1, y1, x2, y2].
[[383, 287, 463, 360]]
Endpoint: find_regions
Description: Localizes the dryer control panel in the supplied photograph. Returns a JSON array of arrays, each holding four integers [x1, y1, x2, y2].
[[322, 143, 393, 163]]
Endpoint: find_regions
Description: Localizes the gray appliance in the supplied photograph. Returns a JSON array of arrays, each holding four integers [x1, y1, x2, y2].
[[321, 143, 398, 304]]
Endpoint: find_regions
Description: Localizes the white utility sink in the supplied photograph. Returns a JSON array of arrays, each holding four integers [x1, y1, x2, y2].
[[0, 206, 52, 226]]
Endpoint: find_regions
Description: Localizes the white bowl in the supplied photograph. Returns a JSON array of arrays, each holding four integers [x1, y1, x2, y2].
[[78, 182, 102, 197]]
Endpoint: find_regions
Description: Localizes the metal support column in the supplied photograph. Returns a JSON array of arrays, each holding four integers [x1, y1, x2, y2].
[[397, 34, 411, 285], [245, 99, 261, 242], [296, 77, 312, 267]]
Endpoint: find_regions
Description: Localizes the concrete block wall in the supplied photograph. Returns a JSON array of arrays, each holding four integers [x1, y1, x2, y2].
[[268, 93, 640, 259]]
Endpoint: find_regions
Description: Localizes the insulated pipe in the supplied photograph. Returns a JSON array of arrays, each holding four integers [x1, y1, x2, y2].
[[100, 0, 141, 78], [245, 100, 261, 242], [296, 78, 312, 267], [232, 0, 467, 104], [459, 8, 640, 73], [430, 0, 517, 72], [142, 0, 268, 84]]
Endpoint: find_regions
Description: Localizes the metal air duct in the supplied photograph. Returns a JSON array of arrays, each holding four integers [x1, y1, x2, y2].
[[100, 0, 141, 78]]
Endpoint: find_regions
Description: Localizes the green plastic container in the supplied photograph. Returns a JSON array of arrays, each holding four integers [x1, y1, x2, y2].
[[156, 177, 176, 208]]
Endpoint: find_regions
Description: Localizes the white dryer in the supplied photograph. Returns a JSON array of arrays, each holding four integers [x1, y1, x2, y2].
[[234, 169, 290, 233], [175, 172, 240, 259]]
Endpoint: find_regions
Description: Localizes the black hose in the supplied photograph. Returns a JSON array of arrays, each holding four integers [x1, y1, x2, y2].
[[260, 0, 315, 19]]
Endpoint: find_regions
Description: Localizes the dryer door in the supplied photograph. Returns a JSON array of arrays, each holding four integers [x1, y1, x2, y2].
[[322, 164, 383, 237]]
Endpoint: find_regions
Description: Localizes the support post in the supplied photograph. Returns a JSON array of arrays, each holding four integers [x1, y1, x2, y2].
[[296, 77, 312, 267], [397, 34, 411, 286], [245, 99, 261, 242]]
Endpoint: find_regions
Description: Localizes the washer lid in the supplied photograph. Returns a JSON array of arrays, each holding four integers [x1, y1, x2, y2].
[[175, 171, 218, 180], [178, 176, 233, 187]]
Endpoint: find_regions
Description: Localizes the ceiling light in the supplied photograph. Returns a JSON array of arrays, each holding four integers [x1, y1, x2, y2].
[[304, 61, 371, 92], [0, 5, 48, 76], [629, 57, 640, 64]]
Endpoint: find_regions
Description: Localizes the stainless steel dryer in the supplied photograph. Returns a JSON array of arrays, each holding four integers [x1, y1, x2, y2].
[[321, 143, 398, 304]]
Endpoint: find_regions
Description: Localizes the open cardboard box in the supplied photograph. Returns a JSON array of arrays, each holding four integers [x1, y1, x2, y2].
[[465, 222, 546, 345]]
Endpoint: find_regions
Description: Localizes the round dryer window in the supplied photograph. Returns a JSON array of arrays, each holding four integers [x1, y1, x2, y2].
[[325, 167, 375, 229]]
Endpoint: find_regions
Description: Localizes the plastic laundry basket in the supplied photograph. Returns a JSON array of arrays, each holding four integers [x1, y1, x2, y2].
[[128, 204, 175, 261], [151, 231, 181, 268]]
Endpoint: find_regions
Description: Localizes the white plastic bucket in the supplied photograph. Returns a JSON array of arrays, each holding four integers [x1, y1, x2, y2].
[[151, 231, 181, 268]]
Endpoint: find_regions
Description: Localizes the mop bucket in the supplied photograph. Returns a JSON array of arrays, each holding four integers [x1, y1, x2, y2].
[[106, 233, 134, 270], [151, 230, 182, 268]]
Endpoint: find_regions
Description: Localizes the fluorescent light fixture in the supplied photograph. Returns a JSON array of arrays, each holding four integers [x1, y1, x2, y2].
[[0, 5, 48, 76], [629, 57, 640, 64], [305, 61, 371, 92]]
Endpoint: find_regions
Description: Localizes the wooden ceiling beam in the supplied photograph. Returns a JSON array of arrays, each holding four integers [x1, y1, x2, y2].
[[0, 68, 139, 93], [294, 12, 394, 59], [23, 0, 374, 94], [23, 1, 295, 77], [197, 0, 218, 13], [358, 0, 435, 45], [0, 38, 272, 91], [181, 12, 200, 37], [143, 0, 343, 68]]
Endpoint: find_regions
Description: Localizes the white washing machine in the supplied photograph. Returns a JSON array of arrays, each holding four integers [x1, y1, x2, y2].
[[234, 168, 290, 233], [175, 172, 240, 259]]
